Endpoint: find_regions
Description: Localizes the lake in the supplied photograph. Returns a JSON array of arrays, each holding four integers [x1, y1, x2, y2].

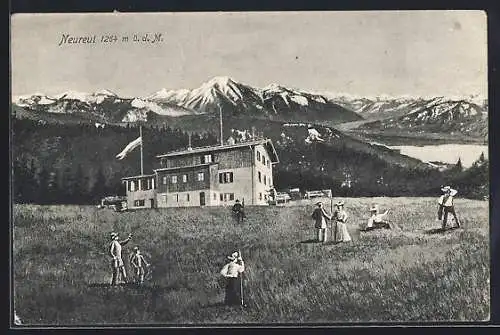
[[387, 144, 488, 168]]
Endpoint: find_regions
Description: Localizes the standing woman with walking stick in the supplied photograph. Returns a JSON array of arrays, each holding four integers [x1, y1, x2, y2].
[[220, 251, 245, 306]]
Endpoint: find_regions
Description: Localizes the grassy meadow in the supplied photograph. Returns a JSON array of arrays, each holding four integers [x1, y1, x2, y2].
[[12, 197, 490, 324]]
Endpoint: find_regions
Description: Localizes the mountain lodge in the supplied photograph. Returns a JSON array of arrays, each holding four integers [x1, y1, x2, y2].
[[121, 138, 279, 209]]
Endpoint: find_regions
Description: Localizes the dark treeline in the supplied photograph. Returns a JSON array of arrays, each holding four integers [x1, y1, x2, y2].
[[273, 138, 488, 199], [11, 118, 218, 204], [11, 118, 488, 204]]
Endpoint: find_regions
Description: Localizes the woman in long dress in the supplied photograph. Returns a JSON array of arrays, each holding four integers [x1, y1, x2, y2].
[[220, 251, 245, 305], [334, 201, 352, 242]]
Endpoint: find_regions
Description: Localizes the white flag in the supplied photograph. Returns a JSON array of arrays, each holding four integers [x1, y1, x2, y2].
[[116, 136, 142, 160]]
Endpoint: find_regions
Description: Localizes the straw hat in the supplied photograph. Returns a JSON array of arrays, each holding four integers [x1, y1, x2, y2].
[[227, 251, 240, 261], [316, 201, 323, 206], [110, 232, 118, 239], [441, 186, 451, 193], [370, 205, 379, 212], [335, 201, 345, 207]]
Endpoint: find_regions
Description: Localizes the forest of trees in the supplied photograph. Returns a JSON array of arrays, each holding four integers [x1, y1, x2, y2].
[[11, 118, 489, 205]]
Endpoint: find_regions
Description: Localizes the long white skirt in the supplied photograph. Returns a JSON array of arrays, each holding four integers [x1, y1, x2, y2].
[[337, 222, 352, 242]]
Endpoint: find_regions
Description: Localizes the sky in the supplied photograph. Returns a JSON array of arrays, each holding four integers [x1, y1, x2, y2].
[[11, 11, 487, 99]]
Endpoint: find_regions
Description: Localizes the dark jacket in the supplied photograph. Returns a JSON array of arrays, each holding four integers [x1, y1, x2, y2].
[[311, 207, 331, 229]]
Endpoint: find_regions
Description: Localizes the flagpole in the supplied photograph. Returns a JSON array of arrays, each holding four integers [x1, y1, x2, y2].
[[140, 124, 144, 175], [219, 106, 224, 146]]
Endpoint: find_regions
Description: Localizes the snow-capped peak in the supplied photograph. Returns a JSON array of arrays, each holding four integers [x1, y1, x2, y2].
[[54, 90, 90, 101], [94, 89, 118, 96], [205, 76, 234, 87]]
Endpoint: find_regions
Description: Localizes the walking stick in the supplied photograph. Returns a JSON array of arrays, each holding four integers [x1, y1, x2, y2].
[[239, 249, 244, 307], [330, 197, 338, 243]]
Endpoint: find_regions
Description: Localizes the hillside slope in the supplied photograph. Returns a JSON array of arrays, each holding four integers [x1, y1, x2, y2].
[[13, 200, 489, 323]]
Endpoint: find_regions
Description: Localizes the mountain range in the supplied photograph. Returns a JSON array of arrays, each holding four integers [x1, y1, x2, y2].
[[12, 76, 487, 142], [12, 76, 362, 125], [355, 97, 488, 139], [11, 77, 489, 203]]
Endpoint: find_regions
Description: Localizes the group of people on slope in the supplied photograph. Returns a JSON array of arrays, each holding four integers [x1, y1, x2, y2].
[[310, 184, 461, 242], [311, 201, 352, 243], [107, 229, 245, 306], [105, 184, 461, 309], [109, 232, 150, 286]]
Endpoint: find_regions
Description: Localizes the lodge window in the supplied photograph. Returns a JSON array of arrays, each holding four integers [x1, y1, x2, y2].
[[182, 174, 188, 183], [202, 154, 213, 163], [262, 156, 266, 165], [176, 194, 179, 202], [258, 171, 262, 183], [143, 178, 152, 190], [186, 194, 190, 201], [267, 160, 270, 168], [220, 194, 223, 201], [219, 172, 234, 184], [213, 193, 217, 200], [198, 172, 204, 181], [223, 193, 234, 201], [172, 175, 177, 184], [128, 181, 136, 192], [163, 176, 167, 185], [259, 192, 262, 200], [264, 174, 267, 185], [134, 199, 145, 207], [257, 151, 261, 161]]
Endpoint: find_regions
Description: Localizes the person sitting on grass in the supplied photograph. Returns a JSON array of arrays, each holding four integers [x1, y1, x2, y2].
[[365, 205, 390, 230], [129, 246, 150, 285], [109, 232, 132, 286]]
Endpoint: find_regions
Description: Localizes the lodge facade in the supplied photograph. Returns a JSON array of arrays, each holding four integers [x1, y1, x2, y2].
[[121, 138, 279, 209]]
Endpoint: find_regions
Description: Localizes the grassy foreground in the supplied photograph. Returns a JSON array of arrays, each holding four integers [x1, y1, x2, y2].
[[12, 197, 489, 324]]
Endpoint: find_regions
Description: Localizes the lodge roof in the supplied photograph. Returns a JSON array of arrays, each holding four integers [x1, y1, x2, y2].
[[153, 163, 216, 172], [121, 173, 155, 181], [156, 138, 279, 163]]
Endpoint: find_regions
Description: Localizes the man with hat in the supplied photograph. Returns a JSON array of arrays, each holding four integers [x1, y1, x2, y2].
[[438, 186, 460, 229], [220, 251, 245, 305], [109, 231, 132, 286], [311, 201, 332, 242], [365, 204, 390, 230], [333, 201, 352, 242]]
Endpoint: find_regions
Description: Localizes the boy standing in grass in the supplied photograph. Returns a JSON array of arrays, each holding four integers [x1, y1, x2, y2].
[[311, 201, 332, 242], [438, 186, 461, 229], [109, 232, 132, 286], [220, 251, 245, 305], [129, 246, 150, 285]]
